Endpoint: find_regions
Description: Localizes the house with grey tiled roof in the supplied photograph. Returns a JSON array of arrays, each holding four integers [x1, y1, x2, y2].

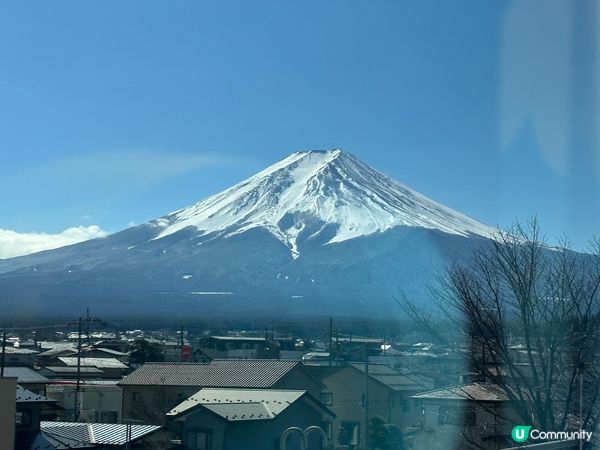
[[167, 388, 334, 450], [36, 346, 78, 367], [2, 346, 39, 367], [118, 359, 323, 425]]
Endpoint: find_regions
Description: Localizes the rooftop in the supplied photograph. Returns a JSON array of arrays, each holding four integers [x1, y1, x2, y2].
[[57, 357, 128, 369], [208, 336, 267, 341], [1, 366, 50, 384], [42, 366, 104, 375], [41, 422, 162, 445], [16, 385, 54, 403], [85, 347, 129, 356], [411, 383, 509, 402], [31, 431, 94, 449], [37, 347, 78, 357], [334, 337, 383, 344], [167, 388, 307, 421], [3, 346, 39, 355], [118, 359, 301, 387], [350, 363, 433, 391]]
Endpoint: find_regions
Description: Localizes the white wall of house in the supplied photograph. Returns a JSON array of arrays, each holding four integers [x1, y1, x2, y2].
[[47, 383, 123, 422]]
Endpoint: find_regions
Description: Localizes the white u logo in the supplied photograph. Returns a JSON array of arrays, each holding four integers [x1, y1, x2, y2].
[[515, 429, 525, 439]]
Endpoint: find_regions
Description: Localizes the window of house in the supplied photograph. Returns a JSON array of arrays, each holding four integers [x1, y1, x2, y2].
[[402, 398, 410, 413], [463, 407, 477, 426], [225, 342, 234, 350], [186, 430, 212, 450], [15, 411, 32, 427], [320, 392, 333, 406]]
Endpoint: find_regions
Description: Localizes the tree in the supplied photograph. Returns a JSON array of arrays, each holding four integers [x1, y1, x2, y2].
[[130, 339, 165, 365], [369, 416, 405, 450], [398, 220, 600, 448]]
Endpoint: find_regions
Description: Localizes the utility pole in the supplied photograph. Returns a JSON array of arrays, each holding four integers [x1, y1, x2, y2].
[[1, 332, 6, 377], [71, 312, 102, 421], [75, 319, 82, 421], [85, 308, 91, 346], [179, 325, 185, 362]]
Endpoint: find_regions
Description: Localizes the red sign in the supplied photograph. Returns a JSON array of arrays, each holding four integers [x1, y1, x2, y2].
[[181, 344, 192, 361]]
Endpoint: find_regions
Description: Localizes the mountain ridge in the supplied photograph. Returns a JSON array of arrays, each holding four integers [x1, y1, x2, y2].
[[0, 149, 493, 318]]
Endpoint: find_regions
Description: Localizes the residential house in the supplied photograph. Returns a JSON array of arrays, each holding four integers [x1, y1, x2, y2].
[[46, 380, 123, 423], [81, 347, 130, 364], [36, 345, 78, 367], [307, 363, 432, 447], [332, 337, 384, 361], [163, 341, 185, 362], [2, 346, 39, 367], [196, 336, 279, 359], [40, 366, 106, 380], [14, 385, 58, 450], [167, 388, 334, 450], [411, 383, 519, 450], [2, 367, 50, 395], [118, 359, 324, 424], [55, 357, 130, 379]]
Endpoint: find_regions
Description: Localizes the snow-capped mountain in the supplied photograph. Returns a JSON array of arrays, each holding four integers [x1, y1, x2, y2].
[[0, 149, 493, 319], [153, 149, 493, 257]]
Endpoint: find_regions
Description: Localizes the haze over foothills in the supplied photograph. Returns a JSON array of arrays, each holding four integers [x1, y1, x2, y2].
[[1, 1, 599, 259]]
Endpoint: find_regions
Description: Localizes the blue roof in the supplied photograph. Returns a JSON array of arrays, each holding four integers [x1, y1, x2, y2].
[[2, 366, 50, 384]]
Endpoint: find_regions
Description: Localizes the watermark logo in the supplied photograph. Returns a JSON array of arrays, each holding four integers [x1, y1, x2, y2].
[[512, 425, 532, 443], [511, 425, 593, 443]]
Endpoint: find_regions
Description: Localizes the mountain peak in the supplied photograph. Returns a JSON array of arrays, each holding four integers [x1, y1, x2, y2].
[[152, 150, 493, 257]]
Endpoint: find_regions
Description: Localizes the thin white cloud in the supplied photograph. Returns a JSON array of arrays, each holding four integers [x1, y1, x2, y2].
[[9, 150, 228, 185], [0, 150, 242, 210], [0, 225, 108, 259]]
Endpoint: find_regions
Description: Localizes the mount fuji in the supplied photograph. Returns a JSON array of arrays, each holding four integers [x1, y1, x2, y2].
[[0, 150, 494, 319]]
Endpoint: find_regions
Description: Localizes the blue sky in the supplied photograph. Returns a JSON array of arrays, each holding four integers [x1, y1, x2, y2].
[[0, 1, 598, 256]]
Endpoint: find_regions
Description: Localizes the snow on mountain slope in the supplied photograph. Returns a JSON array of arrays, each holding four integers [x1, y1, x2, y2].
[[153, 149, 493, 257]]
